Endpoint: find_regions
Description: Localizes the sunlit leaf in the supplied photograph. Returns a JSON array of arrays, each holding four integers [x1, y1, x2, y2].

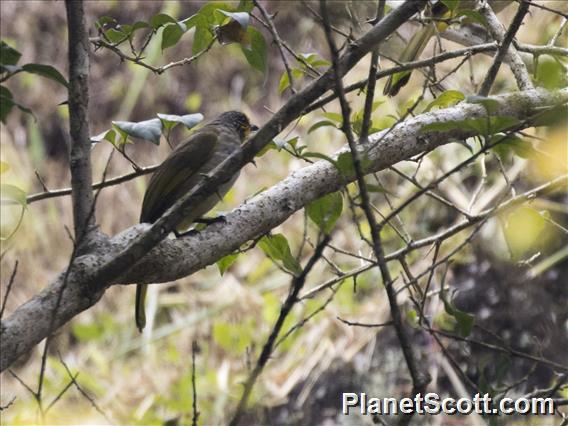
[[423, 90, 465, 112], [322, 112, 343, 123], [217, 252, 239, 276], [308, 120, 337, 133], [502, 206, 547, 260], [91, 128, 117, 146], [0, 183, 27, 207], [536, 59, 565, 90]]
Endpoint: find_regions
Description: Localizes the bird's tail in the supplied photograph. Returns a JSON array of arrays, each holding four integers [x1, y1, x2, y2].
[[135, 284, 147, 332], [383, 23, 436, 96]]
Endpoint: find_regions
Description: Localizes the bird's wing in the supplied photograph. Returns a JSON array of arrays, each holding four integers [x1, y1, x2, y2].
[[140, 128, 218, 223]]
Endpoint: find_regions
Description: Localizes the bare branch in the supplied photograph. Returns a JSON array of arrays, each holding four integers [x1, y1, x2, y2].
[[478, 0, 534, 94], [479, 0, 532, 96]]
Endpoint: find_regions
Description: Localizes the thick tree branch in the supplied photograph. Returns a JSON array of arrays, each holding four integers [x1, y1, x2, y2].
[[1, 0, 427, 372], [2, 86, 565, 372], [65, 0, 95, 241]]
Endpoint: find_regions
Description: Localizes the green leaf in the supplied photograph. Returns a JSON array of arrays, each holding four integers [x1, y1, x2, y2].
[[466, 95, 500, 113], [256, 140, 278, 157], [278, 71, 290, 94], [308, 120, 337, 134], [336, 152, 372, 178], [456, 10, 487, 27], [536, 59, 565, 90], [216, 10, 249, 29], [0, 85, 33, 123], [463, 116, 520, 135], [237, 0, 254, 12], [421, 116, 519, 136], [322, 112, 343, 123], [133, 21, 151, 31], [157, 113, 203, 130], [21, 63, 69, 88], [0, 41, 21, 67], [162, 21, 187, 50], [192, 16, 213, 54], [440, 290, 474, 337], [95, 16, 117, 29], [90, 128, 117, 146], [258, 234, 302, 276], [112, 118, 163, 145], [307, 191, 343, 234], [104, 28, 128, 43], [423, 90, 465, 112], [0, 183, 27, 207], [151, 13, 177, 29], [217, 252, 239, 276], [441, 0, 460, 12], [240, 27, 267, 73], [532, 105, 568, 127], [335, 152, 355, 177], [490, 134, 534, 160], [302, 151, 336, 165], [0, 85, 14, 123]]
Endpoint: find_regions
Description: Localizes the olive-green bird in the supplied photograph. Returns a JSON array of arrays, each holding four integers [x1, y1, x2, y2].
[[383, 0, 513, 96], [135, 110, 258, 332]]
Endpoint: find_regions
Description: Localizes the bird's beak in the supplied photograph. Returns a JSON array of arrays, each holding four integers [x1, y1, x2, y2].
[[251, 124, 259, 132]]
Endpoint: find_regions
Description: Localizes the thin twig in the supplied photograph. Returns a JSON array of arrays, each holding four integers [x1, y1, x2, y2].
[[191, 341, 199, 426], [320, 3, 430, 425], [229, 235, 331, 426], [0, 260, 18, 319], [92, 36, 216, 74], [359, 0, 386, 143], [253, 0, 296, 93], [25, 163, 159, 204], [479, 0, 532, 96], [478, 0, 533, 95]]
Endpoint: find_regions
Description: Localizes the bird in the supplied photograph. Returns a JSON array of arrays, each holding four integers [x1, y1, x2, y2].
[[383, 0, 513, 96], [135, 110, 258, 332]]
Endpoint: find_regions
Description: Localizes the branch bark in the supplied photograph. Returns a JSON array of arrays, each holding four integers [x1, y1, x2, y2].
[[1, 87, 566, 372], [65, 0, 95, 241], [1, 0, 427, 372]]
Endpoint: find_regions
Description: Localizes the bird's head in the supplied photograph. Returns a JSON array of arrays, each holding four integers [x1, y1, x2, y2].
[[216, 111, 259, 141]]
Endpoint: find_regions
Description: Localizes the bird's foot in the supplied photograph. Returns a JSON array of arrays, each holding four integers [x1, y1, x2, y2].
[[174, 229, 199, 238], [194, 215, 227, 225]]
